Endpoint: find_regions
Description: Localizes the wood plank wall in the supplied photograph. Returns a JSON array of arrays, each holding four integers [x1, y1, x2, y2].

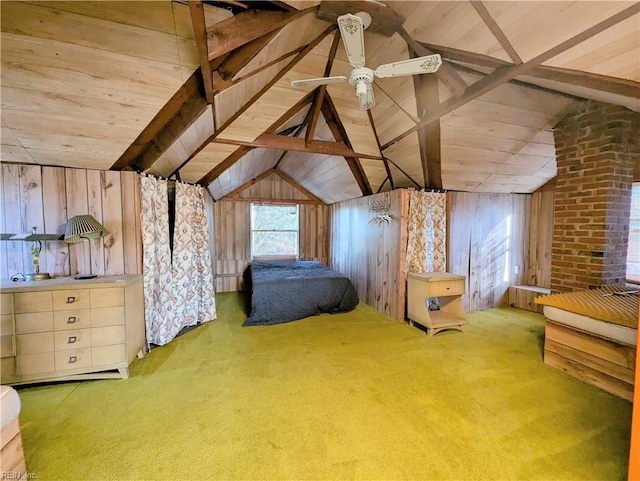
[[447, 191, 530, 311], [329, 190, 408, 321], [0, 163, 141, 279], [213, 173, 329, 292], [524, 181, 555, 288]]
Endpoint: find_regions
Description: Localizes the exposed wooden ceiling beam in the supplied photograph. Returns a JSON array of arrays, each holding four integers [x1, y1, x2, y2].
[[381, 3, 640, 150], [397, 26, 468, 99], [111, 70, 207, 172], [469, 1, 522, 64], [321, 91, 372, 196], [213, 23, 337, 138], [306, 31, 340, 146], [273, 169, 325, 204], [217, 30, 279, 81], [317, 1, 404, 37], [212, 134, 384, 160], [196, 91, 315, 185], [413, 68, 442, 189], [212, 45, 306, 93], [207, 7, 315, 61], [221, 168, 278, 200], [366, 109, 394, 190], [189, 1, 215, 106], [197, 146, 253, 189], [423, 42, 640, 99], [385, 157, 422, 189]]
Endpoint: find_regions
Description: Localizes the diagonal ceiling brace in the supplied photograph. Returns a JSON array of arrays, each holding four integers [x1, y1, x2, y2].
[[110, 69, 207, 172], [306, 31, 341, 146], [382, 2, 640, 150], [321, 91, 373, 196], [206, 7, 317, 61], [196, 92, 316, 185]]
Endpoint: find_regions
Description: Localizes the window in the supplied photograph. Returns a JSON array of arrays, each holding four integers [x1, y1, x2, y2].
[[627, 182, 640, 284], [251, 204, 299, 259]]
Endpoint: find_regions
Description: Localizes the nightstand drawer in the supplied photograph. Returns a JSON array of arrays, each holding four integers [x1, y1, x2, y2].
[[53, 290, 90, 310], [91, 307, 125, 327], [54, 310, 91, 331], [90, 288, 124, 308], [14, 292, 52, 313], [54, 329, 91, 351], [15, 312, 54, 334], [433, 280, 465, 296], [16, 332, 54, 354], [16, 353, 54, 375], [55, 348, 92, 371]]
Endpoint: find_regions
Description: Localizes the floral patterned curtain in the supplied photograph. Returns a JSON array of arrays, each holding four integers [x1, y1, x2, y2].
[[405, 190, 447, 275], [140, 175, 173, 346], [171, 182, 216, 334]]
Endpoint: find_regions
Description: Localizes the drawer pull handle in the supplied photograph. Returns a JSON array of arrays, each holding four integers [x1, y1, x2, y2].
[[66, 296, 76, 304], [67, 316, 77, 324], [68, 356, 78, 364], [68, 336, 77, 344]]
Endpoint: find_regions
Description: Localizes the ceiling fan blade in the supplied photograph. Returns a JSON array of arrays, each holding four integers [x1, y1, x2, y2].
[[291, 76, 347, 88], [358, 84, 375, 110], [337, 13, 366, 69], [374, 54, 443, 79]]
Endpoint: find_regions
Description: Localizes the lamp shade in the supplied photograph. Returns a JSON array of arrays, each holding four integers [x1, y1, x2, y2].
[[64, 215, 109, 243]]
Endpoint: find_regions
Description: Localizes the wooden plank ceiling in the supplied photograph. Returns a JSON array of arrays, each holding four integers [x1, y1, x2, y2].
[[1, 1, 638, 204]]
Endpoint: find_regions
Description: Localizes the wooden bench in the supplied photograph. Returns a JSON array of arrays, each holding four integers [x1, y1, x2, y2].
[[509, 285, 550, 313]]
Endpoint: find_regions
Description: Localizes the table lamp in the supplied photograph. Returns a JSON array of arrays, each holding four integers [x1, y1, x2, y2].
[[64, 215, 109, 280]]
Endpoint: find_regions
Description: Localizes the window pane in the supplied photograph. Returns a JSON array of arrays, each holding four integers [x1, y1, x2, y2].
[[252, 205, 298, 230], [252, 232, 298, 256]]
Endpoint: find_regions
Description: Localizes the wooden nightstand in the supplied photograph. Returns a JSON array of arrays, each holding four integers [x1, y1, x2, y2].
[[407, 272, 466, 336]]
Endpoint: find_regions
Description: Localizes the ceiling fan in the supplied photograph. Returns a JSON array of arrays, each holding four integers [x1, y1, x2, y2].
[[291, 12, 442, 110]]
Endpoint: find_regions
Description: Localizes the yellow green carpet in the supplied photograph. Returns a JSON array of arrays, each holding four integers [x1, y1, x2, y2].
[[16, 293, 632, 480]]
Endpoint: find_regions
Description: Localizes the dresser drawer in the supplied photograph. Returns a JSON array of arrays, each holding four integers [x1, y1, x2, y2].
[[14, 291, 52, 314], [55, 348, 92, 371], [54, 329, 91, 351], [1, 314, 14, 336], [16, 332, 54, 354], [92, 345, 125, 366], [90, 288, 124, 308], [1, 335, 15, 358], [1, 357, 16, 382], [91, 326, 125, 347], [54, 309, 91, 331], [433, 280, 465, 297], [91, 307, 125, 327], [1, 293, 13, 315], [15, 312, 54, 334], [53, 290, 90, 310], [16, 352, 55, 376]]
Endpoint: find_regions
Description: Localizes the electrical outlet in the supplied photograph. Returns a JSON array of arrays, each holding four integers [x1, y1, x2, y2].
[[514, 265, 520, 274]]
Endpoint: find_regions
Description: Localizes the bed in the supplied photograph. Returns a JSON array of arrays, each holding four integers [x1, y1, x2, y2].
[[535, 285, 638, 401], [243, 261, 359, 326]]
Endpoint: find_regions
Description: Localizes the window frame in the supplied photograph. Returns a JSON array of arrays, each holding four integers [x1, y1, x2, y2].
[[250, 203, 300, 260]]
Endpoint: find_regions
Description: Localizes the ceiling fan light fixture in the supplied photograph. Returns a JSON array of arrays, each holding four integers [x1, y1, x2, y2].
[[355, 81, 367, 97], [354, 11, 372, 30]]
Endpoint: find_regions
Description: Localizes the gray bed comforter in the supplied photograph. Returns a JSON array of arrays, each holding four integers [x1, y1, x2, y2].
[[243, 261, 359, 326]]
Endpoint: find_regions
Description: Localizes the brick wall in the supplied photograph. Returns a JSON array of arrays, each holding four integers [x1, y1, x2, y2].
[[551, 100, 640, 292]]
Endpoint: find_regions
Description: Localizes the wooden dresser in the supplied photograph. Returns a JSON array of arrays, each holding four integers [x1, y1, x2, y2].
[[0, 275, 145, 385]]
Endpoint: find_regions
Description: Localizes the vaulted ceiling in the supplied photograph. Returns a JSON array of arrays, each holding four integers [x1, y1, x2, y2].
[[1, 1, 639, 204]]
